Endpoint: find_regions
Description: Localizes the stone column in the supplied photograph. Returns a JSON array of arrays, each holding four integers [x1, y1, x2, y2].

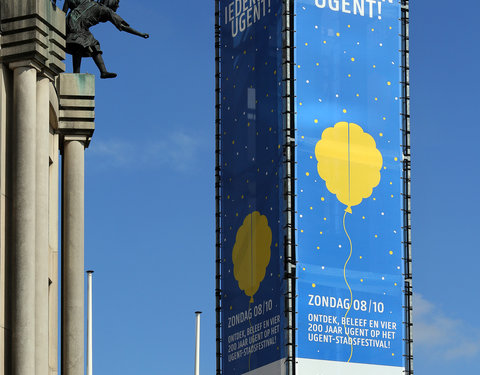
[[10, 60, 39, 375], [35, 75, 51, 375], [62, 137, 86, 375], [49, 130, 60, 375], [0, 1, 67, 374], [57, 73, 95, 375]]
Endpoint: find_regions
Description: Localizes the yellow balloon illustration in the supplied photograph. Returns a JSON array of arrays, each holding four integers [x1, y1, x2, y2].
[[232, 211, 272, 303], [315, 122, 383, 213]]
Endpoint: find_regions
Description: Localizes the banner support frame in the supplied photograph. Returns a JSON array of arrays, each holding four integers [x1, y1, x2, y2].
[[282, 1, 296, 375], [400, 1, 414, 374], [215, 1, 222, 374]]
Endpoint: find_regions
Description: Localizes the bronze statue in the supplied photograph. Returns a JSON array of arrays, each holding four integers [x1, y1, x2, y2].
[[63, 0, 149, 79]]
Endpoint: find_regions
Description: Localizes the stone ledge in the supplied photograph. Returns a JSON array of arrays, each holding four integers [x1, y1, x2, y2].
[[57, 73, 95, 148], [59, 110, 95, 120], [57, 74, 95, 98], [59, 98, 95, 110]]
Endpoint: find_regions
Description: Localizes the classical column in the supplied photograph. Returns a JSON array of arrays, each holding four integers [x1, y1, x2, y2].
[[0, 1, 67, 374], [10, 61, 39, 375], [49, 130, 60, 375], [62, 137, 86, 375], [35, 75, 51, 375], [57, 73, 95, 375]]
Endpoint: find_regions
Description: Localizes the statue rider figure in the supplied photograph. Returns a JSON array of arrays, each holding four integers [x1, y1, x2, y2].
[[63, 0, 149, 79]]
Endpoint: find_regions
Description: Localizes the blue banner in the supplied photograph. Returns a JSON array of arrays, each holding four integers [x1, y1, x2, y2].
[[295, 0, 405, 372], [220, 1, 285, 373]]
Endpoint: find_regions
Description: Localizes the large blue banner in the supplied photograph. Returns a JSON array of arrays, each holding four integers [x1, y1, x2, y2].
[[295, 1, 405, 373], [219, 1, 285, 374]]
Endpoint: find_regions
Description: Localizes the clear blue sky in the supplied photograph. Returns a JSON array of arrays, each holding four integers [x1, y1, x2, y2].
[[59, 1, 480, 374]]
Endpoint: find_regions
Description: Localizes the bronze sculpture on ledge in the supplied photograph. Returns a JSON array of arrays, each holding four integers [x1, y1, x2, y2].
[[63, 0, 149, 79]]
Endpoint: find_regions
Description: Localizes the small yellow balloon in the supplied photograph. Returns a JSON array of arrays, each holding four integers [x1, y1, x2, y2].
[[315, 122, 383, 212], [232, 211, 272, 302]]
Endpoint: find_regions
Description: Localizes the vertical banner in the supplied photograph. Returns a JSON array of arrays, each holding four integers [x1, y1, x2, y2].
[[295, 1, 406, 374], [219, 1, 285, 374]]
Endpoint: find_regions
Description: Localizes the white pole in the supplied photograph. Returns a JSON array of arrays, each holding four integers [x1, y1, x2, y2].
[[194, 311, 202, 375], [87, 271, 94, 375]]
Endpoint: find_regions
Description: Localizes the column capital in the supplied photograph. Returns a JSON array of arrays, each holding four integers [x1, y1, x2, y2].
[[8, 60, 43, 73], [8, 61, 58, 83], [39, 69, 58, 83], [57, 73, 95, 149], [9, 61, 58, 84], [62, 135, 94, 148]]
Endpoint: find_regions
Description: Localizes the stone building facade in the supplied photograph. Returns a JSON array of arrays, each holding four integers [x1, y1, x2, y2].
[[0, 1, 95, 374]]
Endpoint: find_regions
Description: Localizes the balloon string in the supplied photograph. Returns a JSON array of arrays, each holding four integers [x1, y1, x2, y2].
[[343, 211, 354, 363], [348, 122, 351, 202], [248, 300, 252, 371], [251, 214, 254, 292]]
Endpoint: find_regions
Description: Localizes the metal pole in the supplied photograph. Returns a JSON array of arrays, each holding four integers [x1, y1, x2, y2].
[[87, 271, 94, 375], [194, 311, 202, 375]]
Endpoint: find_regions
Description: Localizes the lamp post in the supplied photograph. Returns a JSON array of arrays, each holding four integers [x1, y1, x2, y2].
[[86, 271, 94, 375], [194, 311, 202, 375]]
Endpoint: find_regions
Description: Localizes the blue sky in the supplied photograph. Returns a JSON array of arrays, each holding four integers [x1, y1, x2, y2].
[[59, 1, 480, 374]]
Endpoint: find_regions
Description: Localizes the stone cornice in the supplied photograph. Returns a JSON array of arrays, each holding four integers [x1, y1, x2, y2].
[[1, 0, 66, 77]]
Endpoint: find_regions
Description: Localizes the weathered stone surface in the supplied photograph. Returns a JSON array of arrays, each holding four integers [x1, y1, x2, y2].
[[61, 138, 85, 375], [11, 64, 38, 375], [57, 73, 95, 97], [35, 76, 50, 375], [1, 0, 66, 76], [57, 73, 95, 147]]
